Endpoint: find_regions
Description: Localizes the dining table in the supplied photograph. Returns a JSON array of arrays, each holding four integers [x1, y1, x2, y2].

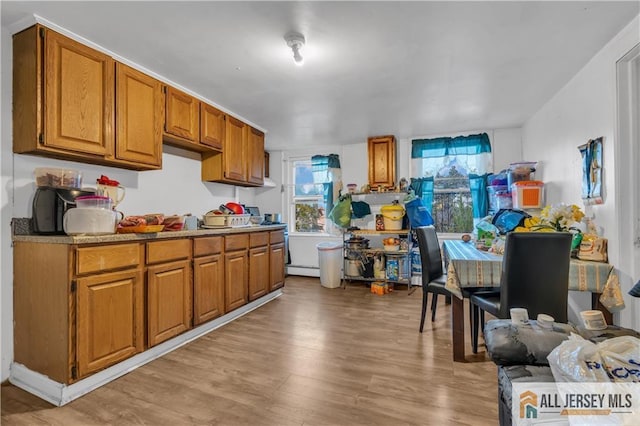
[[442, 239, 625, 362]]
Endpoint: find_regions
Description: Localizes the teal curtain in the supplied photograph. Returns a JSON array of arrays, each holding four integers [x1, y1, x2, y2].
[[323, 182, 334, 218], [411, 133, 491, 158], [468, 173, 489, 218], [409, 177, 434, 214]]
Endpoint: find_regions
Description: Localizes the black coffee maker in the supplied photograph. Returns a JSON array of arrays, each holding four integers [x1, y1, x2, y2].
[[32, 187, 95, 234]]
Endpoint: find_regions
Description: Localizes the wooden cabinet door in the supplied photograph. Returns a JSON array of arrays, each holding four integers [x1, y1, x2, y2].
[[193, 254, 225, 325], [147, 260, 192, 347], [270, 242, 285, 291], [248, 246, 269, 301], [165, 86, 199, 141], [76, 269, 144, 379], [224, 116, 247, 182], [115, 62, 162, 167], [368, 135, 396, 189], [224, 250, 248, 312], [200, 103, 225, 150], [44, 28, 114, 156], [247, 127, 265, 185]]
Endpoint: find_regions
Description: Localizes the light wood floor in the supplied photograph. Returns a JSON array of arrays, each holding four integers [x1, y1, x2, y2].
[[2, 276, 498, 425]]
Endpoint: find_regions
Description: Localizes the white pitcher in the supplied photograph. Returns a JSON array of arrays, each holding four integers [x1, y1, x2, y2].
[[96, 184, 126, 207]]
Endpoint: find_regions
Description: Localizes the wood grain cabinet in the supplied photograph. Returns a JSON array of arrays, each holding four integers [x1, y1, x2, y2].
[[269, 230, 286, 291], [224, 234, 249, 312], [12, 25, 161, 170], [115, 62, 163, 168], [367, 135, 397, 190], [248, 232, 270, 301], [163, 86, 199, 143], [13, 242, 145, 383], [193, 236, 225, 325], [201, 120, 266, 187], [146, 239, 193, 347], [200, 103, 225, 150]]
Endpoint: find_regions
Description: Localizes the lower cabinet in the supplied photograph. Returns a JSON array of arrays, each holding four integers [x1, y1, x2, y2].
[[193, 254, 224, 324], [12, 228, 285, 385], [76, 269, 144, 378], [147, 260, 192, 347]]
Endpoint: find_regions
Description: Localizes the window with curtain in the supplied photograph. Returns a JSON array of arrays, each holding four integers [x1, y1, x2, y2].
[[290, 154, 341, 233], [410, 133, 491, 233]]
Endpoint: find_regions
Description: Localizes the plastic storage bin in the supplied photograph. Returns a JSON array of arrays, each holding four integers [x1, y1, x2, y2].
[[511, 181, 544, 209], [487, 185, 513, 212], [317, 242, 342, 288], [507, 162, 537, 188], [34, 167, 82, 188]]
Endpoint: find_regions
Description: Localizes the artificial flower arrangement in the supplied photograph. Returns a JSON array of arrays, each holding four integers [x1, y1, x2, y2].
[[515, 203, 587, 256], [515, 203, 585, 233]]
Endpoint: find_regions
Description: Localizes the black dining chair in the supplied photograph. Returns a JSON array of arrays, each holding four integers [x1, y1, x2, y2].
[[416, 226, 450, 332], [469, 232, 572, 353]]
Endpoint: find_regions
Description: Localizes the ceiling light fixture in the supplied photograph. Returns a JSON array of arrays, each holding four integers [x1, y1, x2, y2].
[[284, 31, 305, 66]]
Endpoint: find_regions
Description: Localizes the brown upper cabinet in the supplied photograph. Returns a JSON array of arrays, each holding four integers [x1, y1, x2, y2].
[[115, 63, 163, 168], [163, 86, 226, 153], [200, 103, 225, 150], [368, 135, 397, 190], [12, 25, 162, 170], [202, 117, 265, 187]]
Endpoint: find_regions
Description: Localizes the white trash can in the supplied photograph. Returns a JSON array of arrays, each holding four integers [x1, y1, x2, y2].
[[317, 242, 342, 288]]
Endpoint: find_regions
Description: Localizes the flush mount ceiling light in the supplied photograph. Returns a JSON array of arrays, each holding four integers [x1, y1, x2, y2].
[[284, 31, 305, 66]]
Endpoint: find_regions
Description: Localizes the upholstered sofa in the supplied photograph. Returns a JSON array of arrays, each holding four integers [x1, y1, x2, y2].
[[483, 319, 640, 426]]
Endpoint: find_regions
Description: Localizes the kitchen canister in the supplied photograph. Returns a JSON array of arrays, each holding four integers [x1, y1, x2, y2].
[[380, 203, 405, 230]]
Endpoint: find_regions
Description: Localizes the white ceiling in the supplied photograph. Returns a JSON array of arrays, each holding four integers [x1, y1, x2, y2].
[[2, 1, 639, 151]]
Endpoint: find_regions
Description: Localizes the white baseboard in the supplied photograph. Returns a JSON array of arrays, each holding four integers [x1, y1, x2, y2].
[[286, 266, 321, 277], [9, 289, 283, 406]]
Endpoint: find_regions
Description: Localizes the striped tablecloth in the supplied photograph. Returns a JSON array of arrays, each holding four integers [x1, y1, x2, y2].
[[443, 239, 625, 312]]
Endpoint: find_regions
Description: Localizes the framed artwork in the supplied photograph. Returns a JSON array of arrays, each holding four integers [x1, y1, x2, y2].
[[578, 137, 604, 205]]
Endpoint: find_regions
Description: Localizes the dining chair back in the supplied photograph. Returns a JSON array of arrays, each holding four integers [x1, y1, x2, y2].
[[498, 232, 572, 321], [470, 232, 572, 352], [416, 226, 449, 331]]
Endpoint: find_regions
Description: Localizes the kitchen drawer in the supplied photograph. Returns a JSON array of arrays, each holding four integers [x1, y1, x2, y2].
[[76, 243, 143, 275], [193, 236, 223, 257], [147, 239, 191, 264], [270, 230, 285, 244], [249, 232, 269, 248], [225, 234, 248, 252]]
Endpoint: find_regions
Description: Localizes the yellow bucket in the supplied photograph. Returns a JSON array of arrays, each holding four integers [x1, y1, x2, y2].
[[380, 204, 405, 230]]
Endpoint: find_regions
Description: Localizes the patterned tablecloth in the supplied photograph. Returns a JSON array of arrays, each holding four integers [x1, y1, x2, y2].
[[443, 240, 625, 312]]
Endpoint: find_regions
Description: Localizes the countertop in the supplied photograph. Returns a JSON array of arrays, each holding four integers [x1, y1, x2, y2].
[[12, 224, 287, 245]]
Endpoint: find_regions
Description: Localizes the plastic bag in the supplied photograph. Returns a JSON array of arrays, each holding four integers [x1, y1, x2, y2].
[[547, 334, 640, 383], [328, 194, 352, 228], [492, 208, 531, 234], [404, 197, 434, 227]]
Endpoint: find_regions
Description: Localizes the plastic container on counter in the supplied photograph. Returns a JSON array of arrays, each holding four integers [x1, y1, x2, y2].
[[34, 167, 82, 189], [74, 195, 113, 210]]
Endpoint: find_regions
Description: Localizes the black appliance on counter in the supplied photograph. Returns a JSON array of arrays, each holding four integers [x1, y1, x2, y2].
[[32, 186, 95, 235]]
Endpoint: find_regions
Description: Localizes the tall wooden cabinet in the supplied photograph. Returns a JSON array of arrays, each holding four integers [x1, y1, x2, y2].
[[247, 127, 265, 186], [367, 135, 397, 190], [12, 25, 161, 170]]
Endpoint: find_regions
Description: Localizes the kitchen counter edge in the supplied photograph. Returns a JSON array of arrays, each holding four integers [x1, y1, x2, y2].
[[12, 224, 287, 245]]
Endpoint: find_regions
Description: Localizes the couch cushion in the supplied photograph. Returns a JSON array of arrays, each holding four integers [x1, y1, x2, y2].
[[484, 319, 576, 366]]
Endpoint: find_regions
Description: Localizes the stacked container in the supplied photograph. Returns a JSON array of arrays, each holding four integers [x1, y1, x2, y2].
[[487, 162, 543, 213]]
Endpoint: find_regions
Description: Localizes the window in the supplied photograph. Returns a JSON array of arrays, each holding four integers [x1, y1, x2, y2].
[[411, 133, 492, 233], [288, 154, 341, 233]]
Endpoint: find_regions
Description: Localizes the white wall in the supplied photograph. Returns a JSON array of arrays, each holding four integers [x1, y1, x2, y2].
[[522, 16, 640, 329]]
